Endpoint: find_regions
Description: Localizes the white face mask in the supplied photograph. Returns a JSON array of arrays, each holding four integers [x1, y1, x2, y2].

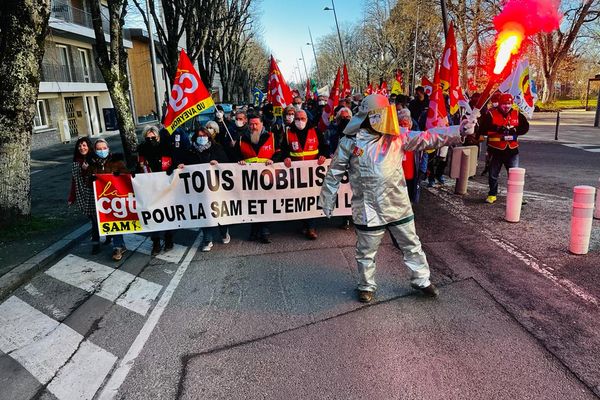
[[293, 104, 302, 111], [295, 120, 307, 130], [215, 111, 224, 119], [235, 120, 245, 128], [284, 115, 295, 124]]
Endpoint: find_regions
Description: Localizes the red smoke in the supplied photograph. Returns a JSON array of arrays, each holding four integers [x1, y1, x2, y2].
[[493, 0, 562, 36]]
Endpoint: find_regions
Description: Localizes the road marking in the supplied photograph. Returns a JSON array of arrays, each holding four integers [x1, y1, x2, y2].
[[46, 254, 163, 316], [96, 232, 202, 400], [0, 296, 117, 400], [425, 185, 599, 308], [125, 234, 187, 264], [560, 143, 600, 152]]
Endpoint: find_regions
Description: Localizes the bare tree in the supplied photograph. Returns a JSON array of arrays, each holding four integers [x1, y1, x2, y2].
[[89, 0, 137, 165], [0, 0, 50, 223], [535, 0, 600, 103]]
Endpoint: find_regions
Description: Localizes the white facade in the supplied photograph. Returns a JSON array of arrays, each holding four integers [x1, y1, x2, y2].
[[35, 0, 133, 143]]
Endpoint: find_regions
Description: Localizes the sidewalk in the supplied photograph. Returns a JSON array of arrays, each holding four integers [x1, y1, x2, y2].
[[524, 109, 600, 145]]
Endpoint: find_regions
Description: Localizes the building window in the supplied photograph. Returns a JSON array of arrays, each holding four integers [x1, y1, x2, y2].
[[34, 99, 50, 129]]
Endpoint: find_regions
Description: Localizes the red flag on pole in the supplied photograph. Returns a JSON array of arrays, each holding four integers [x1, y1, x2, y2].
[[341, 64, 351, 98], [426, 62, 449, 129], [421, 76, 434, 96], [162, 50, 215, 134], [365, 82, 373, 95], [318, 68, 341, 132], [379, 81, 389, 97], [438, 22, 461, 114], [267, 55, 293, 116], [305, 78, 313, 101]]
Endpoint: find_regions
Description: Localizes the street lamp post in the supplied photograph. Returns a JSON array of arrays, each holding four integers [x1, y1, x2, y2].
[[324, 0, 346, 66], [300, 48, 309, 83], [307, 26, 321, 85]]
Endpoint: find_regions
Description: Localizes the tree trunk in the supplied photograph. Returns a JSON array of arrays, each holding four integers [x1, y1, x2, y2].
[[541, 69, 557, 104], [0, 0, 50, 224], [90, 0, 137, 166]]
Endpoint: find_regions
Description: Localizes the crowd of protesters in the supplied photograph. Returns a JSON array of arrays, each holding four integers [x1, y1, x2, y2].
[[69, 86, 526, 264]]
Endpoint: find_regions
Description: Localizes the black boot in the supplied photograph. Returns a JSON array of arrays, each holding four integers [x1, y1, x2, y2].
[[163, 232, 174, 251], [151, 239, 161, 256]]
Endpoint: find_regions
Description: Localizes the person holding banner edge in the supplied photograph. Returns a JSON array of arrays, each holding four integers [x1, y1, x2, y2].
[[236, 113, 283, 243], [282, 109, 328, 240], [88, 139, 130, 262], [178, 126, 230, 251], [137, 126, 177, 256], [320, 94, 477, 303]]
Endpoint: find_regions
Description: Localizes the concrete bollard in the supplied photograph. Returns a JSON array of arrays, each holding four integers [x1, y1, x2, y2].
[[569, 185, 596, 255], [595, 178, 600, 220], [454, 148, 470, 195], [505, 168, 526, 222]]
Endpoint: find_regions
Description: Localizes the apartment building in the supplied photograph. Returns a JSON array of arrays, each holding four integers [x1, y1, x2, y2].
[[35, 0, 133, 145]]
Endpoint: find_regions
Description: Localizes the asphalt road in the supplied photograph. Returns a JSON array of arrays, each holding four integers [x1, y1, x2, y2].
[[1, 129, 600, 399]]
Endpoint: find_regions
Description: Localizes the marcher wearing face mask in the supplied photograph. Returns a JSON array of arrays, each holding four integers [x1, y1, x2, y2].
[[236, 114, 282, 244], [88, 139, 130, 262], [136, 126, 178, 256], [270, 105, 295, 150], [281, 109, 328, 240], [179, 127, 230, 251], [292, 96, 315, 127], [320, 94, 478, 303], [477, 93, 529, 204]]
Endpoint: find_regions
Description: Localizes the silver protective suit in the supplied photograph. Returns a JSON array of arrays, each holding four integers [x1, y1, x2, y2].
[[320, 125, 463, 292]]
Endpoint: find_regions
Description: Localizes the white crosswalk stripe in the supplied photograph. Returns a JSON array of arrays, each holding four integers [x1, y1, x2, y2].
[[561, 143, 600, 152], [46, 254, 163, 316], [125, 234, 187, 264], [0, 296, 118, 400]]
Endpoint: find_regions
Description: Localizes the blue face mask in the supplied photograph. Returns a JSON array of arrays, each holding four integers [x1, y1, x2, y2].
[[96, 149, 109, 158], [196, 136, 209, 146]]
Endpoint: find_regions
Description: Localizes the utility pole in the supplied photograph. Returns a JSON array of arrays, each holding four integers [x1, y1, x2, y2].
[[146, 0, 161, 121]]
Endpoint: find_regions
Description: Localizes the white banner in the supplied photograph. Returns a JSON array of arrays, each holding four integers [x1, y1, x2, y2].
[[122, 160, 351, 233]]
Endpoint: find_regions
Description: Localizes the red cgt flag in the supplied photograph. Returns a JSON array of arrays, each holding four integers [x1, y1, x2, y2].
[[341, 64, 351, 98], [267, 55, 293, 116], [163, 50, 214, 134], [426, 62, 449, 130], [318, 68, 341, 133], [439, 22, 461, 114], [421, 76, 434, 96], [305, 78, 313, 101]]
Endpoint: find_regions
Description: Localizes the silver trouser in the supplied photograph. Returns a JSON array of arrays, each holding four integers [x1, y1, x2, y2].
[[355, 220, 431, 292]]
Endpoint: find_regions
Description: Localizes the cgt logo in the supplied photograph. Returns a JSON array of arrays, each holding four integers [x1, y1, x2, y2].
[[97, 181, 138, 218], [169, 71, 199, 112]]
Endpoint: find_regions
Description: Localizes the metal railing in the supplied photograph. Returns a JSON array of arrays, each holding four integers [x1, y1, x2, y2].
[[41, 63, 105, 84], [50, 0, 109, 33]]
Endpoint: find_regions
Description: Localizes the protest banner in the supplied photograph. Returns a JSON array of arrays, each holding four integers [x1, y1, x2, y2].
[[94, 160, 352, 234]]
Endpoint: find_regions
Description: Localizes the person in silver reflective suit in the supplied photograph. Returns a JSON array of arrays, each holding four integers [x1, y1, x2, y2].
[[320, 94, 476, 303]]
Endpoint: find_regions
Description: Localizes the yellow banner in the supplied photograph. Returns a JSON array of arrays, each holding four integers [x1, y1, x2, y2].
[[166, 97, 215, 134]]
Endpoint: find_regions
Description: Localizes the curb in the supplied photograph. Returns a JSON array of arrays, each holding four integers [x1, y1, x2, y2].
[[0, 224, 90, 301]]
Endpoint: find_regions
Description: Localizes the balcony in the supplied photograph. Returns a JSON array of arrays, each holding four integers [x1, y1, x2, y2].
[[50, 0, 109, 33], [41, 63, 105, 84]]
